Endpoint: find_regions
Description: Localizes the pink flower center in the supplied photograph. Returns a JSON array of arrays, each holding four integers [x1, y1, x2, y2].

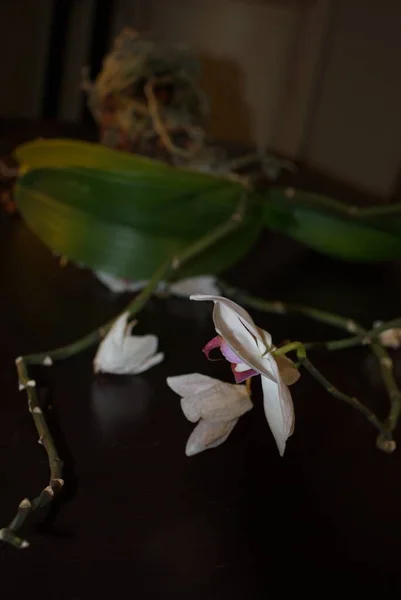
[[202, 335, 258, 384]]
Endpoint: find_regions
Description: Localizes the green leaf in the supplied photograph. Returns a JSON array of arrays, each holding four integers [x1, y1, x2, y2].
[[14, 138, 229, 190], [14, 138, 170, 174], [263, 188, 401, 261], [15, 167, 262, 280]]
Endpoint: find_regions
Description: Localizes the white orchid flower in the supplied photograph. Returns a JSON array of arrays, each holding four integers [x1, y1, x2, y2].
[[95, 271, 220, 298], [94, 312, 164, 375], [190, 295, 300, 456], [167, 373, 252, 456]]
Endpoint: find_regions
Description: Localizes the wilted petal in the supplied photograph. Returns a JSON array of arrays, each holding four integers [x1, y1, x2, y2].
[[261, 356, 295, 456], [94, 312, 163, 374], [167, 373, 221, 398], [131, 350, 164, 374], [185, 382, 252, 422], [275, 354, 300, 386], [167, 373, 253, 423], [170, 276, 220, 298], [185, 419, 238, 456]]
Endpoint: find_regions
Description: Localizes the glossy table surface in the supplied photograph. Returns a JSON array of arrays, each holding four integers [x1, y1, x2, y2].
[[1, 120, 401, 598]]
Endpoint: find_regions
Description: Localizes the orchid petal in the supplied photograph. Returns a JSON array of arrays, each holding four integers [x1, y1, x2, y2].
[[220, 339, 242, 364], [203, 336, 223, 359], [232, 365, 258, 384], [167, 374, 253, 423], [191, 295, 275, 381], [185, 419, 238, 456], [191, 295, 269, 346], [166, 373, 220, 397], [170, 276, 220, 298], [261, 357, 295, 456], [234, 361, 252, 372], [95, 272, 148, 293], [213, 302, 276, 382], [133, 351, 164, 374], [94, 313, 163, 375], [185, 383, 252, 422], [275, 354, 300, 386]]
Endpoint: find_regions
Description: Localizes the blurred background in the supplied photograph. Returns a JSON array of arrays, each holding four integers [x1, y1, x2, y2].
[[0, 0, 400, 196]]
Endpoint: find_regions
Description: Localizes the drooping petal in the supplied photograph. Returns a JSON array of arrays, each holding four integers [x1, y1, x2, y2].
[[167, 374, 253, 423], [170, 276, 220, 298], [261, 357, 295, 456], [93, 313, 128, 372], [167, 373, 221, 398], [101, 334, 157, 375], [183, 382, 252, 423], [185, 419, 238, 456], [275, 354, 300, 386], [132, 351, 164, 374]]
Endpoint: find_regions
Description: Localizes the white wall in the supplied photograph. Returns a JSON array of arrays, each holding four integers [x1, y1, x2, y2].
[[302, 0, 401, 196], [113, 0, 304, 150]]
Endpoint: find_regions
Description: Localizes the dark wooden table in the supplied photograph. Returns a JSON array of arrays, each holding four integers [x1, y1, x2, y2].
[[1, 120, 401, 598]]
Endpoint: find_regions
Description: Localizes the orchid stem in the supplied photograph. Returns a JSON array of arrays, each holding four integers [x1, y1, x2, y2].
[[2, 194, 249, 549], [324, 318, 401, 351], [297, 352, 395, 453], [220, 282, 401, 449], [272, 341, 303, 357]]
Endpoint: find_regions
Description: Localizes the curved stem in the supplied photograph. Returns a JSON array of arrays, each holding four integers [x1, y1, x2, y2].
[[2, 195, 248, 549], [325, 318, 401, 351], [298, 354, 394, 452]]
